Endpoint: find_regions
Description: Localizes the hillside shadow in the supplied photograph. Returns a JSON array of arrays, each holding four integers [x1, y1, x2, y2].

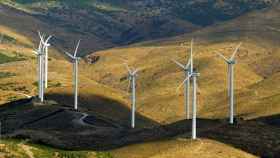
[[144, 115, 280, 158], [253, 114, 280, 127], [46, 93, 159, 128], [197, 116, 280, 158], [2, 97, 280, 157]]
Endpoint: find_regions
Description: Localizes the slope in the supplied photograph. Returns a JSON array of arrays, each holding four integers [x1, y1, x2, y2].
[[1, 2, 280, 158], [0, 0, 278, 55], [87, 4, 280, 124]]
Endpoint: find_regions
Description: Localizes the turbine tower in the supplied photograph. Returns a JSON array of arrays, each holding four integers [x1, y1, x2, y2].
[[64, 40, 81, 110], [172, 39, 194, 119], [33, 39, 43, 102], [176, 39, 199, 140], [124, 63, 139, 128], [217, 43, 242, 124]]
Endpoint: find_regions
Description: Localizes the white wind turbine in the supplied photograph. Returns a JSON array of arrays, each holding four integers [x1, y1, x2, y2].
[[33, 33, 45, 102], [176, 39, 199, 140], [33, 32, 52, 102], [217, 43, 242, 124], [38, 32, 52, 89], [124, 63, 139, 128], [33, 42, 42, 101], [64, 40, 81, 110], [172, 39, 194, 119]]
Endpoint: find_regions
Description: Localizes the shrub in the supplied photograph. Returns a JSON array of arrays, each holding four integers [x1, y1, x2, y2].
[[0, 52, 25, 64], [96, 152, 114, 158], [0, 72, 16, 79]]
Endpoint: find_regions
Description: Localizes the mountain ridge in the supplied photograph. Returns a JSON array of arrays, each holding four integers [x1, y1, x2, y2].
[[0, 0, 279, 55]]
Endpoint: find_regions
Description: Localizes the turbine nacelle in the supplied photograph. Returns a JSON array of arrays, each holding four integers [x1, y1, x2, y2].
[[228, 60, 236, 65], [216, 42, 242, 64], [172, 59, 191, 72], [33, 50, 43, 56], [129, 70, 139, 77], [64, 40, 81, 61], [124, 63, 139, 77]]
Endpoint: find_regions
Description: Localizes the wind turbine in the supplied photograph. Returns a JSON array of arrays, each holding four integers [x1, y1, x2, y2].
[[33, 31, 52, 102], [33, 33, 44, 102], [124, 63, 139, 128], [38, 32, 52, 89], [172, 39, 194, 119], [64, 40, 81, 110], [217, 43, 242, 124], [176, 39, 199, 140]]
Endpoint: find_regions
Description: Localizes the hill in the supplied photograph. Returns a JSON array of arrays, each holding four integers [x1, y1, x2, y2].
[[79, 4, 280, 157], [0, 1, 280, 158], [0, 0, 279, 55], [88, 4, 280, 123]]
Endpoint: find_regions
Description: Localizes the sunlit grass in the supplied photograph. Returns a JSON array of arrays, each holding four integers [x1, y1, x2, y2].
[[0, 138, 114, 158]]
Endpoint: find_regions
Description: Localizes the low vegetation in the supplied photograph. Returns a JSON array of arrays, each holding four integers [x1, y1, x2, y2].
[[0, 139, 114, 158], [0, 72, 16, 79], [0, 52, 25, 64]]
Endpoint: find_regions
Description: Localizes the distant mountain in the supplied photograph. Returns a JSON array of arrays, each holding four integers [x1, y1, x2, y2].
[[0, 0, 279, 54]]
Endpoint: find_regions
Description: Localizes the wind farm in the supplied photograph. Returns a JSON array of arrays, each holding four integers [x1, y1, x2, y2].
[[0, 1, 280, 158]]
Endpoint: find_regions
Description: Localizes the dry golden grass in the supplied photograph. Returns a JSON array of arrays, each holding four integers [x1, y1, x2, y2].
[[84, 5, 280, 126], [111, 138, 258, 158], [0, 31, 265, 157], [1, 5, 280, 158], [86, 40, 279, 124]]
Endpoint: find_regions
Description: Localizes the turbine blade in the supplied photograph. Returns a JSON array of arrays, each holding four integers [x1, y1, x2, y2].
[[33, 50, 38, 55], [176, 74, 191, 93], [172, 59, 185, 69], [64, 51, 74, 59], [190, 39, 194, 73], [230, 42, 242, 60], [186, 58, 191, 69], [38, 31, 45, 44], [74, 40, 81, 58], [216, 53, 230, 63], [38, 40, 43, 52], [37, 31, 44, 52], [38, 31, 42, 39], [21, 93, 32, 99], [123, 63, 132, 74], [132, 68, 139, 75], [45, 35, 52, 44]]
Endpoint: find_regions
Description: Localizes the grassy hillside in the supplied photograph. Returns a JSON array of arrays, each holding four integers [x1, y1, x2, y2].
[[0, 138, 114, 158], [86, 4, 280, 124], [0, 2, 280, 158], [111, 139, 257, 158], [0, 14, 120, 158]]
